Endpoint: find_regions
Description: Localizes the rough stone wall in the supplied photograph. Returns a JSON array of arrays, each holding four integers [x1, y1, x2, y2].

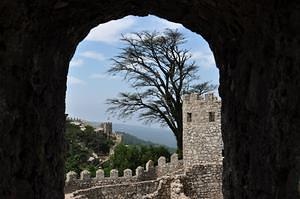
[[183, 164, 223, 199], [183, 93, 222, 167], [70, 178, 169, 199], [156, 154, 184, 177], [66, 174, 187, 199], [0, 1, 299, 199]]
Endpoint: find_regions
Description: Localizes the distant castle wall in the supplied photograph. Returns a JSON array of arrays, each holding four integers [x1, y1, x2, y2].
[[182, 93, 223, 167]]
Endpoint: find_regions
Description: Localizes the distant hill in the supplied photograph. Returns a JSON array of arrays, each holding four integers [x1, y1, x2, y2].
[[117, 131, 156, 145], [113, 123, 177, 148], [84, 121, 177, 148], [117, 132, 176, 153]]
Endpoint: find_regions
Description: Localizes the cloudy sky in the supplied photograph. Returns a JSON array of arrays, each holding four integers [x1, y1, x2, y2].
[[66, 15, 219, 127]]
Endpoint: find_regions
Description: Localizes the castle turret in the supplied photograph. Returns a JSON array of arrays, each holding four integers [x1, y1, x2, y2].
[[182, 93, 223, 167], [100, 122, 112, 136]]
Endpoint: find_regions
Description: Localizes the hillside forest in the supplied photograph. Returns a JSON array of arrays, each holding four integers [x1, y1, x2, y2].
[[65, 120, 173, 176]]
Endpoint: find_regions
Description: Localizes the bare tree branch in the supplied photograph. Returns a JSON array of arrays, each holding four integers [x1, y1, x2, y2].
[[106, 29, 217, 150]]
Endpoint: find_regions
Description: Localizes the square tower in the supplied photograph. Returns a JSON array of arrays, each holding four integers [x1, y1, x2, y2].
[[182, 93, 223, 168], [100, 122, 112, 136]]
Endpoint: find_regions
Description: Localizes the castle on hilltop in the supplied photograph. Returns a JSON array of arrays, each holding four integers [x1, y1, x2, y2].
[[95, 122, 123, 151], [95, 122, 112, 137], [65, 93, 223, 199]]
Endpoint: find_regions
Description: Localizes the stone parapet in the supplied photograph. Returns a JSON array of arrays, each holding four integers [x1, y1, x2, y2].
[[65, 154, 183, 194], [66, 164, 222, 199], [156, 154, 184, 177]]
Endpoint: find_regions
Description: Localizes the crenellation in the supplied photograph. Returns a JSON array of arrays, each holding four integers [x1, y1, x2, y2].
[[66, 171, 77, 183], [170, 153, 178, 165], [64, 154, 185, 194], [146, 160, 154, 172], [136, 166, 144, 178], [204, 93, 218, 101], [110, 169, 118, 178], [80, 170, 91, 180], [96, 169, 104, 179], [158, 156, 166, 167], [182, 93, 220, 104], [170, 153, 180, 172], [190, 93, 201, 101], [157, 156, 167, 176], [123, 169, 133, 177]]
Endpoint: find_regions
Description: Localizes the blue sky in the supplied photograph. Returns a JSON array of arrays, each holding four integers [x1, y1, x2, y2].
[[66, 15, 219, 127]]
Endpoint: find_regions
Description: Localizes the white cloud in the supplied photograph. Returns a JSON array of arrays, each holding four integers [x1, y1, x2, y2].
[[80, 51, 107, 61], [158, 18, 183, 30], [85, 16, 136, 44], [67, 76, 86, 85], [84, 15, 184, 45], [89, 73, 121, 80], [69, 59, 84, 68], [191, 51, 216, 69], [133, 15, 183, 32]]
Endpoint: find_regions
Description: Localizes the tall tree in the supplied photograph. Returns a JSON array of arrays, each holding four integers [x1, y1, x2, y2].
[[106, 29, 216, 150]]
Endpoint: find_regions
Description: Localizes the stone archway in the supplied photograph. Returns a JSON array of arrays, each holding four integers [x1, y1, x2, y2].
[[0, 1, 299, 199]]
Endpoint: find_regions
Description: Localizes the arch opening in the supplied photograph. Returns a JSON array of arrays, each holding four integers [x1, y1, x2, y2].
[[64, 15, 223, 198]]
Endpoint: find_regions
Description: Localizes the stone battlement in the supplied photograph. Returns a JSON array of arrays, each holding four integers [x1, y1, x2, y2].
[[65, 153, 183, 193], [183, 93, 220, 104], [66, 164, 222, 199]]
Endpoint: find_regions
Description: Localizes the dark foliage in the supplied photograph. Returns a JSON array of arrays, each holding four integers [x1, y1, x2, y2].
[[102, 144, 171, 176]]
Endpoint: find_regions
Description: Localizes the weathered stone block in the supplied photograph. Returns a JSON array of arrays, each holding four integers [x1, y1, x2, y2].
[[110, 169, 118, 178], [158, 156, 166, 167], [80, 170, 91, 180], [136, 166, 144, 177], [171, 153, 178, 164], [96, 169, 104, 179], [146, 160, 154, 171], [66, 171, 77, 183], [123, 169, 132, 177]]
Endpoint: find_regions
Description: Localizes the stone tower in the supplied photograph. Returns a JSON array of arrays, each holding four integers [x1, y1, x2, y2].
[[100, 122, 112, 136], [182, 93, 223, 168]]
